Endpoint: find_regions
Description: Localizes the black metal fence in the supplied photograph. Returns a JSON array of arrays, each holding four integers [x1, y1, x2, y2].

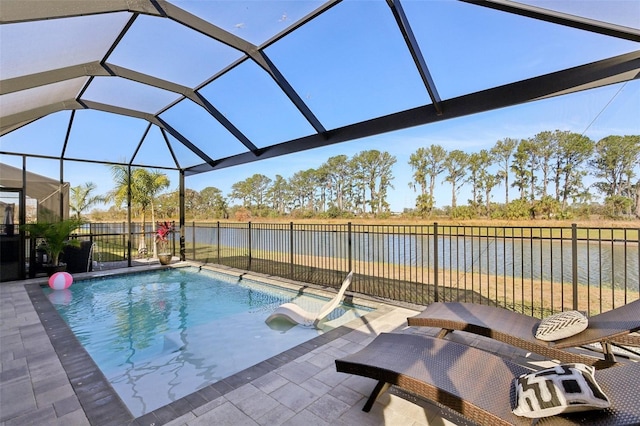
[[26, 222, 175, 276], [80, 221, 639, 317]]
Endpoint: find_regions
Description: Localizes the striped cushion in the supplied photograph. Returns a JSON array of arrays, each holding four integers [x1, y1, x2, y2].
[[535, 310, 588, 341], [512, 363, 610, 418]]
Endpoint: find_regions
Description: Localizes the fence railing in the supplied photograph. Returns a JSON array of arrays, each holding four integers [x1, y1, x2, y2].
[[26, 222, 176, 273], [181, 221, 639, 317], [72, 221, 639, 317]]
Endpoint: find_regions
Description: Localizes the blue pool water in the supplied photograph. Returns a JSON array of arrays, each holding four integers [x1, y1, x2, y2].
[[44, 267, 371, 416]]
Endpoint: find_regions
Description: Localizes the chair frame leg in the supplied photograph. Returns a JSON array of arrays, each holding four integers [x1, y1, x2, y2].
[[602, 341, 616, 363], [362, 380, 390, 412], [436, 328, 451, 338]]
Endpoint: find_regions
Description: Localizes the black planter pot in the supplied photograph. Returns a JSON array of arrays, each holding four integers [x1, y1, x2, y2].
[[43, 264, 67, 277]]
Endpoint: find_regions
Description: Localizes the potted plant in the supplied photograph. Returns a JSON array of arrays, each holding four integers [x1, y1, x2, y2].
[[155, 221, 174, 265], [22, 218, 85, 275]]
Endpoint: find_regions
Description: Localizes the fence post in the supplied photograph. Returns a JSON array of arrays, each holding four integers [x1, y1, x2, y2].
[[348, 222, 352, 273], [172, 220, 176, 257], [123, 221, 128, 262], [217, 221, 220, 263], [248, 221, 252, 270], [572, 223, 578, 311], [191, 221, 195, 261], [290, 222, 294, 279], [434, 222, 439, 303]]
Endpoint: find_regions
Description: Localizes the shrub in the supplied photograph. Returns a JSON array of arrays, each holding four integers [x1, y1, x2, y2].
[[450, 205, 477, 220]]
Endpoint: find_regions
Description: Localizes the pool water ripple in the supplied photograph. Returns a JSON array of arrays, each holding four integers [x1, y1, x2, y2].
[[44, 267, 370, 416]]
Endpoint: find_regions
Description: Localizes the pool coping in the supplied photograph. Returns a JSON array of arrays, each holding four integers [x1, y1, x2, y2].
[[26, 264, 394, 426]]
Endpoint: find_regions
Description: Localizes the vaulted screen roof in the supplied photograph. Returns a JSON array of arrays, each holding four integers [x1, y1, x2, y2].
[[1, 0, 639, 177]]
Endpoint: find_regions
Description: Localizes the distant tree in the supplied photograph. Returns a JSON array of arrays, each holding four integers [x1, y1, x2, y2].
[[183, 189, 203, 218], [69, 182, 104, 219], [604, 195, 633, 218], [349, 157, 367, 215], [250, 174, 272, 210], [155, 191, 178, 218], [408, 145, 446, 215], [590, 135, 640, 198], [552, 131, 594, 211], [408, 147, 428, 195], [315, 166, 329, 213], [230, 174, 272, 211], [321, 155, 351, 212], [200, 186, 228, 219], [635, 181, 640, 219], [491, 138, 517, 203], [511, 139, 538, 201], [266, 175, 290, 215], [466, 152, 484, 210], [352, 150, 396, 214], [531, 131, 557, 198], [477, 150, 499, 215], [443, 150, 469, 209], [525, 138, 542, 200], [288, 169, 318, 212], [466, 149, 495, 214], [229, 179, 253, 208]]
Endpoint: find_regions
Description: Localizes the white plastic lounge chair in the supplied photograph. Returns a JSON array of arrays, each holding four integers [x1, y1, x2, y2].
[[265, 271, 354, 328]]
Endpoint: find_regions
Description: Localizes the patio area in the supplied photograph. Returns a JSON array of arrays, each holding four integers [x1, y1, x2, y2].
[[1, 263, 577, 426], [2, 2, 638, 423]]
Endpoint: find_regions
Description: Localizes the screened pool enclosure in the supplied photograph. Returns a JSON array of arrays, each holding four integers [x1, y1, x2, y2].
[[1, 0, 639, 278]]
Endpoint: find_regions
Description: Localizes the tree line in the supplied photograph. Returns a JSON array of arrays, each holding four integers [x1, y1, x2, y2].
[[410, 132, 640, 219], [82, 130, 640, 222]]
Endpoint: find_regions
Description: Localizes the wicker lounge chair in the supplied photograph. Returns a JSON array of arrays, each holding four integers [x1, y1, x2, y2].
[[407, 300, 640, 368], [265, 271, 353, 328], [335, 332, 640, 426]]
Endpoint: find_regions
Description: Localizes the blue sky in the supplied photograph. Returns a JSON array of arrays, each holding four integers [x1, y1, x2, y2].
[[1, 0, 639, 212]]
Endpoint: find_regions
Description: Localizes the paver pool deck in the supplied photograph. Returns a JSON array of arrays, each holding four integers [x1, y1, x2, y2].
[[1, 262, 566, 426]]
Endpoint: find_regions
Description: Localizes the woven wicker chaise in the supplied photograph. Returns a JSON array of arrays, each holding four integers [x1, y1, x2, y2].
[[335, 332, 640, 426], [406, 300, 640, 368]]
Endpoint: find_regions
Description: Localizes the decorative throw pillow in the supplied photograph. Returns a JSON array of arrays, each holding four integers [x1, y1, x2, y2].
[[535, 310, 588, 341], [512, 363, 610, 418]]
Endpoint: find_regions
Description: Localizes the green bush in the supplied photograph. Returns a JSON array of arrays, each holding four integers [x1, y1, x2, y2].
[[449, 205, 477, 219], [491, 199, 532, 220]]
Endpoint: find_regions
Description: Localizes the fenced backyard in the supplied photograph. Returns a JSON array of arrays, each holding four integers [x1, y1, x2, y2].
[[70, 222, 639, 318]]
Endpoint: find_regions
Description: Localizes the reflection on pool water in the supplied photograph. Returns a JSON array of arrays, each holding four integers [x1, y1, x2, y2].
[[44, 267, 372, 416]]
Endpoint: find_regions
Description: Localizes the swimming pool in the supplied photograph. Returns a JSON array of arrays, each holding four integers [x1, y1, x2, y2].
[[44, 266, 372, 416]]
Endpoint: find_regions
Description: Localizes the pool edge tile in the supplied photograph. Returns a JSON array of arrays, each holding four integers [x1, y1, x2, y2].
[[25, 283, 135, 425]]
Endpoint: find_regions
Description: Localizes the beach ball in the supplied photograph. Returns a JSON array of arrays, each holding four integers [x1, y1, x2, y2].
[[49, 272, 73, 290]]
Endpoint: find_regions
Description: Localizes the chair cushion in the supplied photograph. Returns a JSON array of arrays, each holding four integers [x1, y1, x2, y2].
[[534, 310, 588, 341], [512, 363, 610, 418]]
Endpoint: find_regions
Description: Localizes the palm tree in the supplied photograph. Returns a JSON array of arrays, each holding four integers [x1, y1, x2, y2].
[[138, 169, 170, 257], [69, 182, 105, 219], [106, 166, 170, 257]]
